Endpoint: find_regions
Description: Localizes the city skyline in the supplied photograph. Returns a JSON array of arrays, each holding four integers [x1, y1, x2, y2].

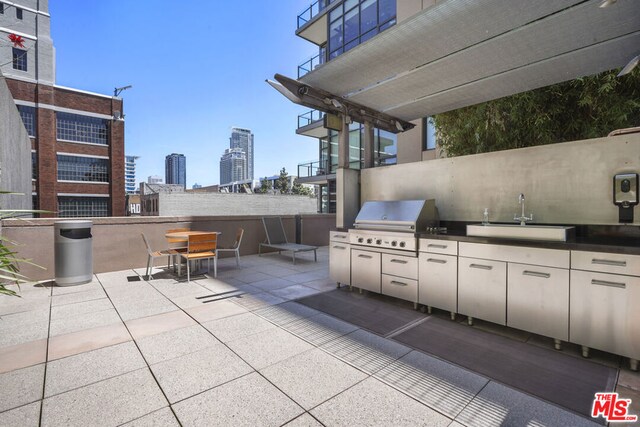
[[48, 1, 319, 188]]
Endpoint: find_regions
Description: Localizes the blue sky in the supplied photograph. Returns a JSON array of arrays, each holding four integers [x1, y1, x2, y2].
[[49, 1, 319, 187]]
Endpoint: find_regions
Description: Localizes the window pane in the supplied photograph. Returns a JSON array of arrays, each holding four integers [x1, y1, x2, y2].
[[344, 39, 358, 52], [56, 112, 108, 145], [329, 19, 343, 53], [57, 155, 109, 182], [360, 27, 378, 43], [58, 197, 109, 217], [17, 105, 36, 137], [377, 129, 397, 165], [344, 7, 359, 43], [380, 18, 396, 31], [345, 0, 358, 11], [360, 0, 377, 33], [425, 117, 437, 150], [12, 48, 27, 71], [329, 5, 342, 21], [329, 47, 343, 60], [379, 0, 396, 23]]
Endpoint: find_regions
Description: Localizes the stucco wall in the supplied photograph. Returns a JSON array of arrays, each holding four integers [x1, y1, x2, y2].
[[361, 134, 640, 225], [0, 71, 32, 210]]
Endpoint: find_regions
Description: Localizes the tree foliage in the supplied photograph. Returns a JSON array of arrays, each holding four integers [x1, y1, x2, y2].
[[256, 177, 271, 194], [433, 69, 640, 157], [292, 179, 313, 196], [274, 167, 291, 194]]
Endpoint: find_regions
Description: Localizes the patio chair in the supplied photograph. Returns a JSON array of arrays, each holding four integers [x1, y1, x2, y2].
[[216, 227, 244, 267], [259, 217, 317, 265], [166, 227, 190, 270], [179, 232, 218, 282], [141, 233, 172, 280]]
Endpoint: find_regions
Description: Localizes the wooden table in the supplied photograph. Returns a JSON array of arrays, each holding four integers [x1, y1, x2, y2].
[[164, 231, 221, 276]]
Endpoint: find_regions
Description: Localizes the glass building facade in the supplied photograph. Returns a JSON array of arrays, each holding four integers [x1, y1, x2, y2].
[[165, 153, 186, 187]]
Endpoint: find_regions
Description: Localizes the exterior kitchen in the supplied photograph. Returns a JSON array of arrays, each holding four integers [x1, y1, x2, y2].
[[272, 0, 640, 422]]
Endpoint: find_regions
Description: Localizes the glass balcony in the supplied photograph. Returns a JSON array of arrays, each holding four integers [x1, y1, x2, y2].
[[298, 159, 330, 179], [298, 53, 323, 79], [297, 0, 334, 29], [297, 110, 325, 129]]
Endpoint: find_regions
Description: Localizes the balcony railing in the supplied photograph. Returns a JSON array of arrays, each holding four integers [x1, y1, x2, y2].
[[298, 160, 331, 179], [297, 0, 336, 29], [298, 53, 324, 79], [298, 110, 326, 129]]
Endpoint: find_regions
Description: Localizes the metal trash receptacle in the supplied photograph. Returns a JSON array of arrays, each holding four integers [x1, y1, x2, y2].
[[54, 220, 93, 286]]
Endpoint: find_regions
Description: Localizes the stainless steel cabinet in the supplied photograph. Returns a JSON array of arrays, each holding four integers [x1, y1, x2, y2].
[[330, 243, 350, 286], [507, 262, 569, 341], [351, 249, 381, 293], [382, 274, 418, 303], [570, 269, 640, 363], [418, 253, 457, 314], [458, 256, 507, 325]]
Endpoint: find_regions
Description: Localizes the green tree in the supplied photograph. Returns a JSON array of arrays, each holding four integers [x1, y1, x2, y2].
[[292, 179, 313, 196], [433, 68, 640, 157], [275, 167, 291, 194], [256, 177, 271, 194]]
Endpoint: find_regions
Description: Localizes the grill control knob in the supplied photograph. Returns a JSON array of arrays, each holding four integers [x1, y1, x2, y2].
[[357, 237, 364, 243], [391, 241, 397, 247], [376, 239, 382, 245], [399, 241, 406, 248], [366, 238, 373, 244]]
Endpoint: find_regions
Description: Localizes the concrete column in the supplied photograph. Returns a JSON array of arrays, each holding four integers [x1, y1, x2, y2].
[[336, 168, 360, 229], [338, 115, 350, 169], [363, 121, 375, 169]]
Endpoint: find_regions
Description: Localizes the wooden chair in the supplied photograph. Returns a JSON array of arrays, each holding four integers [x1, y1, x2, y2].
[[141, 233, 172, 280], [216, 228, 244, 267], [166, 227, 190, 270], [180, 233, 218, 282]]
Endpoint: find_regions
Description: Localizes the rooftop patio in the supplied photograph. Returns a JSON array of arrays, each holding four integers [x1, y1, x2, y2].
[[0, 248, 638, 426]]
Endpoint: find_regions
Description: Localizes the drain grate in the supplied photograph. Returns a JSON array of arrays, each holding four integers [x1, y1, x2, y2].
[[127, 276, 141, 282]]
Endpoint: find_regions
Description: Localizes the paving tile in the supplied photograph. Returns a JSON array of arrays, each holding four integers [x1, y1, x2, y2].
[[0, 364, 45, 412], [50, 288, 106, 307], [126, 309, 197, 340], [0, 318, 49, 348], [149, 279, 209, 299], [375, 350, 488, 418], [0, 401, 41, 427], [254, 301, 322, 327], [45, 341, 146, 397], [48, 322, 131, 361], [321, 329, 412, 374], [194, 277, 241, 294], [113, 298, 178, 322], [49, 308, 122, 337], [614, 385, 640, 427], [269, 284, 321, 301], [311, 377, 450, 427], [0, 338, 47, 374], [41, 368, 167, 427], [250, 277, 297, 292], [258, 265, 299, 277], [261, 348, 367, 410], [618, 368, 640, 392], [135, 324, 218, 365], [282, 413, 324, 427], [3, 281, 52, 296], [282, 271, 326, 284], [284, 313, 359, 346], [233, 271, 275, 284], [150, 343, 253, 403], [172, 372, 303, 427], [0, 298, 50, 317], [231, 292, 285, 311], [202, 312, 277, 343], [226, 327, 314, 370], [50, 298, 113, 320], [51, 278, 102, 295], [184, 299, 248, 323], [304, 277, 339, 292], [170, 290, 218, 310], [455, 381, 601, 427], [121, 407, 180, 427], [0, 307, 50, 327]]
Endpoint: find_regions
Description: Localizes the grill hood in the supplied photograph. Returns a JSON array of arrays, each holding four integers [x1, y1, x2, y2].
[[354, 199, 438, 232]]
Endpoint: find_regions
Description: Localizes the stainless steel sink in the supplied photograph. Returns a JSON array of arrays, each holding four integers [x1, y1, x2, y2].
[[466, 224, 575, 241]]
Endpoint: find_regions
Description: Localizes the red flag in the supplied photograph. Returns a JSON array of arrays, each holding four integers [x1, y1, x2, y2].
[[9, 34, 26, 48]]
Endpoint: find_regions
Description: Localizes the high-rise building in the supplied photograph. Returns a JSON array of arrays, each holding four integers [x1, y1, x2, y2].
[[147, 175, 163, 184], [229, 127, 254, 181], [125, 155, 139, 194], [165, 153, 186, 188], [1, 1, 125, 217], [219, 148, 247, 185]]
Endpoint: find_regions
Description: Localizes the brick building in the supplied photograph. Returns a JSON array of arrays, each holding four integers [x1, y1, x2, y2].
[[0, 0, 125, 217]]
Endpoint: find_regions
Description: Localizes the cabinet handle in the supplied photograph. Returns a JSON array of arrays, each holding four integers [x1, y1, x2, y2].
[[591, 279, 626, 289], [358, 254, 373, 259], [332, 234, 347, 239], [470, 263, 493, 270], [523, 270, 551, 279], [332, 245, 345, 250], [592, 258, 626, 267], [390, 259, 408, 264], [427, 258, 447, 264], [427, 244, 447, 249], [390, 280, 408, 287]]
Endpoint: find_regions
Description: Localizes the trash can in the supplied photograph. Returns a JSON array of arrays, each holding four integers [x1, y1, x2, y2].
[[54, 220, 93, 286]]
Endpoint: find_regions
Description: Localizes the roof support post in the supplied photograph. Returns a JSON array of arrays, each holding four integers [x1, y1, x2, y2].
[[338, 113, 350, 169], [363, 120, 375, 169]]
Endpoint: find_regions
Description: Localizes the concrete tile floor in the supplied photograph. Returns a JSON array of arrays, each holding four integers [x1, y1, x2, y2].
[[0, 247, 635, 426]]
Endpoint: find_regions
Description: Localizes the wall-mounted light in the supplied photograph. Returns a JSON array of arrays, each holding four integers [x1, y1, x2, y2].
[[331, 99, 344, 109], [114, 85, 132, 97], [395, 120, 404, 132], [617, 54, 639, 77]]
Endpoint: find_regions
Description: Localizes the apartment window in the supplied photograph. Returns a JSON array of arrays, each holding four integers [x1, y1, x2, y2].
[[56, 112, 108, 145], [424, 117, 436, 150], [12, 48, 27, 71], [16, 7, 22, 19], [17, 105, 36, 137], [0, 3, 4, 14], [376, 129, 397, 165], [31, 152, 37, 180], [58, 197, 109, 217], [327, 0, 396, 60], [57, 155, 109, 183]]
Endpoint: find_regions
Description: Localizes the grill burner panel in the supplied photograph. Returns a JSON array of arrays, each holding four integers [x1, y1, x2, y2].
[[349, 229, 417, 252]]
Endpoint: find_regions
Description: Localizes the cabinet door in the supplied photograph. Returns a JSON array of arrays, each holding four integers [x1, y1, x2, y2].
[[382, 253, 418, 280], [351, 249, 381, 293], [570, 270, 640, 360], [330, 243, 350, 285], [382, 274, 418, 302], [507, 263, 569, 341], [458, 257, 507, 325], [418, 253, 457, 313]]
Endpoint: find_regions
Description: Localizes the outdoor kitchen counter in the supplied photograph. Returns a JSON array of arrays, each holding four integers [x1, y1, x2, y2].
[[418, 230, 640, 256]]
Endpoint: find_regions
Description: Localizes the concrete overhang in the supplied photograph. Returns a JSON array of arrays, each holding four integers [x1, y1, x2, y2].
[[296, 12, 328, 46], [297, 120, 329, 138], [299, 0, 640, 121]]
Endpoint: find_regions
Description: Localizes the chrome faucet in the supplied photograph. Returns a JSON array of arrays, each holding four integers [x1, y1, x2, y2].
[[514, 193, 533, 226]]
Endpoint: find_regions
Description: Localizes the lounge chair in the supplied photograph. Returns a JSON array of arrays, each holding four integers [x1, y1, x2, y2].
[[259, 217, 317, 265], [216, 227, 244, 267]]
